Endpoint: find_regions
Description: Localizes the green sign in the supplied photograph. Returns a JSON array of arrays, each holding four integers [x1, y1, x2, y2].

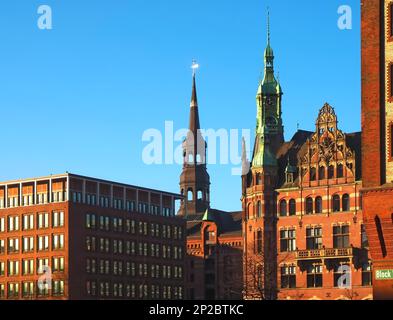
[[375, 270, 393, 280]]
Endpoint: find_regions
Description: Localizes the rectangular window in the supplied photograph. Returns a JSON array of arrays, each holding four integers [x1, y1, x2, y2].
[[37, 213, 49, 229], [306, 227, 322, 250], [7, 283, 19, 298], [22, 282, 34, 298], [8, 260, 19, 276], [37, 235, 49, 251], [53, 211, 65, 228], [8, 238, 19, 253], [0, 240, 4, 254], [362, 262, 372, 286], [52, 280, 64, 296], [280, 229, 296, 252], [22, 259, 34, 275], [8, 216, 19, 232], [307, 264, 323, 288], [281, 265, 296, 288], [333, 225, 350, 248], [23, 236, 34, 253], [52, 234, 65, 250], [0, 261, 5, 276], [0, 218, 5, 232], [23, 214, 34, 230], [334, 263, 350, 287]]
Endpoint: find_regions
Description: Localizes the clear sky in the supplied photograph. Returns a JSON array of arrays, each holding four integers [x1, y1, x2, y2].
[[0, 0, 360, 212]]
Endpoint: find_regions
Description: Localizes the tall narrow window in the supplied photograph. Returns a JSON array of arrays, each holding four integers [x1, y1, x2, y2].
[[328, 165, 335, 179], [289, 199, 296, 216], [315, 196, 323, 214], [337, 164, 344, 178], [318, 166, 325, 180], [332, 195, 341, 212], [256, 201, 262, 218], [342, 194, 350, 212], [305, 197, 313, 215], [256, 230, 263, 254], [279, 200, 287, 217], [310, 167, 316, 181]]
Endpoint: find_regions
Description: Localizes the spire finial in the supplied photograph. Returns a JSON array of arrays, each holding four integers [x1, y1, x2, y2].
[[267, 7, 271, 46], [191, 60, 199, 77], [190, 60, 199, 105]]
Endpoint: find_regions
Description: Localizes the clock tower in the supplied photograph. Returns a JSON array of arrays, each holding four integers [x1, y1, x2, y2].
[[255, 11, 284, 155]]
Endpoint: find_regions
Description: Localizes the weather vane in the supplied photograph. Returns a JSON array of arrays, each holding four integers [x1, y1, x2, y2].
[[191, 60, 199, 76]]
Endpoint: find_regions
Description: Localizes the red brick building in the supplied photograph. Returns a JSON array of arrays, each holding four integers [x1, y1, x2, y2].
[[178, 74, 243, 300], [241, 16, 372, 300], [361, 0, 393, 299], [0, 173, 185, 300]]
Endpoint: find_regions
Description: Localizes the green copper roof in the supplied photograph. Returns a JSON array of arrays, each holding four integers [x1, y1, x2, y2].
[[202, 209, 215, 222], [252, 134, 277, 167], [264, 44, 274, 59]]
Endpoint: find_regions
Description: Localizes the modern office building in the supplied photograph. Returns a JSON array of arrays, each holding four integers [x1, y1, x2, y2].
[[0, 173, 185, 300]]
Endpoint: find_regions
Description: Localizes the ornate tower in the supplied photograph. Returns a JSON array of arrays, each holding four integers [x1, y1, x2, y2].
[[361, 0, 393, 300], [255, 11, 284, 155], [178, 73, 210, 217], [242, 12, 283, 300]]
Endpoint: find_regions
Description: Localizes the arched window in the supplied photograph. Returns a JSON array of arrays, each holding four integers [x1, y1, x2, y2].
[[188, 154, 194, 164], [315, 196, 323, 214], [332, 195, 341, 212], [257, 201, 262, 218], [319, 166, 325, 180], [279, 200, 287, 217], [187, 188, 194, 201], [342, 194, 350, 212], [306, 197, 313, 215], [247, 203, 252, 220], [328, 165, 335, 179], [197, 190, 203, 200], [310, 168, 316, 181], [289, 199, 296, 216], [337, 164, 344, 178]]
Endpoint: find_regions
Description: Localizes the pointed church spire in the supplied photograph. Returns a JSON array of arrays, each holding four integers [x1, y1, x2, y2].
[[242, 137, 250, 176], [179, 63, 211, 217], [189, 73, 201, 135]]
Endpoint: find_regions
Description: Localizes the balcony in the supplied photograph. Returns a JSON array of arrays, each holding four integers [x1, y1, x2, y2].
[[296, 247, 353, 260]]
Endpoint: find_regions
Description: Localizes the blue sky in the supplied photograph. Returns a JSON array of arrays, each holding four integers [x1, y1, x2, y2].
[[0, 0, 360, 211]]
